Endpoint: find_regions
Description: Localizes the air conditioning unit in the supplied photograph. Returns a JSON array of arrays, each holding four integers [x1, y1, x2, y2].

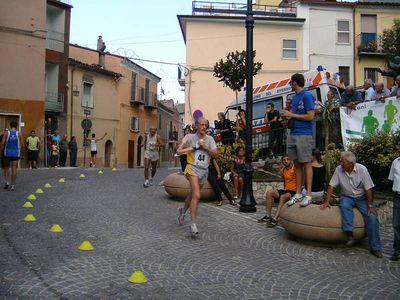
[[130, 117, 139, 132]]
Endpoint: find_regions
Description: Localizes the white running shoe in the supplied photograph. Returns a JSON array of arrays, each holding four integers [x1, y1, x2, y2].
[[143, 180, 150, 187], [177, 207, 186, 225], [149, 178, 153, 186], [286, 194, 303, 206], [300, 195, 312, 207], [190, 223, 199, 235]]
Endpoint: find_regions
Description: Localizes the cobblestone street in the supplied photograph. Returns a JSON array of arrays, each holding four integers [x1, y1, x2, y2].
[[0, 166, 399, 299]]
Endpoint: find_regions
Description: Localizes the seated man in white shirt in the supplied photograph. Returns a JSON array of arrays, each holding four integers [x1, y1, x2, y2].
[[320, 151, 382, 258]]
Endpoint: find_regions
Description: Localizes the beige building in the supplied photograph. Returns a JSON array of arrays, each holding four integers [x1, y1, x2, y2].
[[0, 0, 71, 167], [69, 42, 160, 168], [178, 1, 305, 124], [157, 100, 182, 163]]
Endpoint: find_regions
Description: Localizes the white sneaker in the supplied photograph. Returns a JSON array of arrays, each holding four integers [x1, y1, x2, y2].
[[177, 207, 186, 225], [143, 180, 150, 187], [300, 195, 312, 207], [286, 194, 303, 206], [190, 223, 199, 235], [149, 178, 153, 186]]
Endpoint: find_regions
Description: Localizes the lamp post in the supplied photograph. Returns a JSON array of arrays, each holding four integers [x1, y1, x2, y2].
[[239, 0, 256, 212]]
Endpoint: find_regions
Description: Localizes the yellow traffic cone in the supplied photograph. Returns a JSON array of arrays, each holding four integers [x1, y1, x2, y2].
[[112, 167, 117, 171], [59, 178, 65, 183], [78, 240, 94, 251], [35, 188, 44, 194], [44, 183, 52, 188], [27, 194, 37, 200], [50, 224, 63, 233], [24, 214, 37, 222], [128, 271, 148, 284], [22, 201, 33, 208], [79, 174, 85, 178], [98, 170, 103, 175]]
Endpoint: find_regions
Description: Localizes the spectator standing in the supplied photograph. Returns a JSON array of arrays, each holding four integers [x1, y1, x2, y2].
[[231, 146, 246, 201], [300, 148, 326, 206], [320, 151, 382, 258], [264, 102, 283, 158], [68, 136, 78, 167], [59, 134, 68, 167], [214, 112, 234, 145], [51, 129, 61, 167], [370, 83, 390, 102], [234, 109, 246, 140], [0, 121, 25, 191], [50, 141, 59, 167], [363, 79, 375, 102], [390, 74, 400, 97], [25, 130, 40, 169], [89, 132, 107, 167], [388, 140, 400, 261], [258, 154, 297, 227], [0, 132, 10, 189], [281, 73, 315, 207], [179, 126, 191, 172], [340, 85, 363, 110], [45, 130, 52, 167]]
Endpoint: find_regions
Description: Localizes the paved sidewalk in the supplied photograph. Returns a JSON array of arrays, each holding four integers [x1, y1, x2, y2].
[[0, 167, 399, 299]]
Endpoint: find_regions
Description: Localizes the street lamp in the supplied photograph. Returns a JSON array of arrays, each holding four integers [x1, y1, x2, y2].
[[239, 0, 257, 212]]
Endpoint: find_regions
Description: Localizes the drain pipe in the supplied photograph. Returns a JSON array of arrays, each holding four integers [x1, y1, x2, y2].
[[70, 67, 75, 138]]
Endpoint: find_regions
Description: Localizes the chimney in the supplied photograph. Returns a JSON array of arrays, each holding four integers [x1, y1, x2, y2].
[[97, 36, 106, 68]]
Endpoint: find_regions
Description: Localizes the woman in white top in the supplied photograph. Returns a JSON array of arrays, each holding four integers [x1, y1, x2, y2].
[[89, 132, 107, 167]]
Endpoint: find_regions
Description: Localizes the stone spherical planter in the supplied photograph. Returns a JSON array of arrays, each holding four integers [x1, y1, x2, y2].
[[280, 203, 366, 243], [164, 172, 215, 200]]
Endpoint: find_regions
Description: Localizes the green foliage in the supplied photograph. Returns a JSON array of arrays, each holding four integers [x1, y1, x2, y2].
[[324, 143, 341, 180], [380, 18, 400, 59], [213, 50, 263, 93], [348, 131, 399, 191], [217, 139, 259, 175]]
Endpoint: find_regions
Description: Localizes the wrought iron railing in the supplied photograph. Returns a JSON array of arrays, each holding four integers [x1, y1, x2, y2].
[[45, 92, 64, 112]]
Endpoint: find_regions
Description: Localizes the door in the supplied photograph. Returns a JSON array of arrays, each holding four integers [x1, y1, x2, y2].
[[128, 140, 134, 168], [137, 136, 143, 167], [104, 140, 112, 167]]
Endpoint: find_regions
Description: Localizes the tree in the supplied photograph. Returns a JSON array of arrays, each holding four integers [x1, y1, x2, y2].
[[213, 50, 263, 99], [380, 18, 400, 59]]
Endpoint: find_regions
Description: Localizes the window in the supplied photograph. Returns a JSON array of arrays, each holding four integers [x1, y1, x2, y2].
[[130, 117, 139, 132], [337, 20, 350, 44], [145, 79, 150, 105], [282, 40, 296, 59], [364, 68, 378, 83], [131, 72, 137, 101], [82, 82, 93, 108], [338, 66, 350, 86]]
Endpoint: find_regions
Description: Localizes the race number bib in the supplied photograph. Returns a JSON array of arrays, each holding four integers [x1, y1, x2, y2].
[[194, 150, 209, 168], [148, 141, 156, 150]]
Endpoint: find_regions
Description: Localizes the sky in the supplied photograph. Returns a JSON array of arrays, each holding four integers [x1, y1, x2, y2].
[[69, 0, 240, 103]]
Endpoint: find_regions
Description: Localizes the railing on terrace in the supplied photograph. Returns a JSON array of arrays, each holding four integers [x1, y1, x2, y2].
[[192, 0, 296, 17], [45, 92, 64, 112], [356, 33, 385, 55], [46, 29, 64, 53]]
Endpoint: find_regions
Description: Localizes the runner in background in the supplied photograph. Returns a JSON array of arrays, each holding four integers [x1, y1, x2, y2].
[[143, 127, 163, 187]]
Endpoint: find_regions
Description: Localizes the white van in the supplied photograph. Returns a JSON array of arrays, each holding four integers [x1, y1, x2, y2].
[[223, 67, 345, 151]]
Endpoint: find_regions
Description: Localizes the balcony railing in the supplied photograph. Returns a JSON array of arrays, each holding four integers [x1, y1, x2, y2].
[[45, 92, 64, 112], [356, 32, 385, 55], [192, 0, 296, 17], [46, 29, 64, 53]]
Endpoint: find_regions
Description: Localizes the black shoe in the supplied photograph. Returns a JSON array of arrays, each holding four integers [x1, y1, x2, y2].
[[370, 250, 383, 258], [390, 254, 399, 261], [4, 184, 9, 190], [267, 218, 277, 228], [345, 237, 356, 246], [257, 215, 270, 223]]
